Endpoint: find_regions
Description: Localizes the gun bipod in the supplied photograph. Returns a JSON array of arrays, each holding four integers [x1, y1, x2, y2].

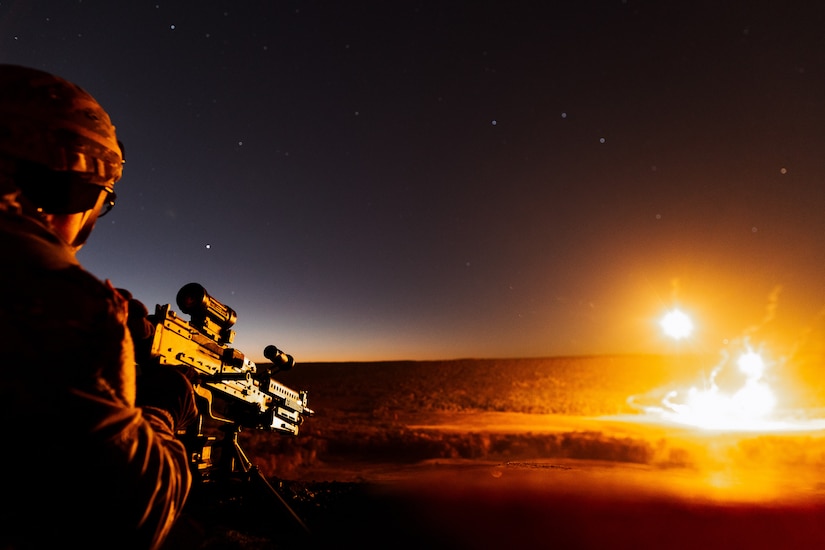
[[186, 422, 311, 538]]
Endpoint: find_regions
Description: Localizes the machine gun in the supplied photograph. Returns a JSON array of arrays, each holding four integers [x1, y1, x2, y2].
[[144, 282, 315, 534]]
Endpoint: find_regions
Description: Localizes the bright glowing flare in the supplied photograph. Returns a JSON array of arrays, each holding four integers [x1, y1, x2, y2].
[[659, 347, 778, 430], [660, 309, 693, 340], [737, 350, 764, 378]]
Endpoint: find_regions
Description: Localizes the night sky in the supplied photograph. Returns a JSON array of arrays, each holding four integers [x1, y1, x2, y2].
[[4, 1, 825, 363]]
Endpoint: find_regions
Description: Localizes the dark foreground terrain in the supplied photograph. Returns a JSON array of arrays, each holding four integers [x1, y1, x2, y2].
[[163, 355, 825, 549]]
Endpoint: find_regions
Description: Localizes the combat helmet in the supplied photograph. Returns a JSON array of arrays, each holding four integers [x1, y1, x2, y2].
[[0, 64, 124, 213]]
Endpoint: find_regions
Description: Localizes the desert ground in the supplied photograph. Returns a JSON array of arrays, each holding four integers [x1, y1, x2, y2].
[[164, 355, 825, 549]]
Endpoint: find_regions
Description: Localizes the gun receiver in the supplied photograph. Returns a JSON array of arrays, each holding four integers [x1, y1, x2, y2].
[[148, 283, 314, 435]]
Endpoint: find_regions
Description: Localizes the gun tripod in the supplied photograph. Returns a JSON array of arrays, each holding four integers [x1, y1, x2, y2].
[[184, 422, 311, 537]]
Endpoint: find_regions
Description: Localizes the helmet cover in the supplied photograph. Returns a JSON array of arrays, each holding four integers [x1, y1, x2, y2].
[[0, 64, 123, 186]]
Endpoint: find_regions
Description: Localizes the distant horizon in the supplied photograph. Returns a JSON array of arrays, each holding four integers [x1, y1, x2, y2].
[[275, 350, 717, 366]]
